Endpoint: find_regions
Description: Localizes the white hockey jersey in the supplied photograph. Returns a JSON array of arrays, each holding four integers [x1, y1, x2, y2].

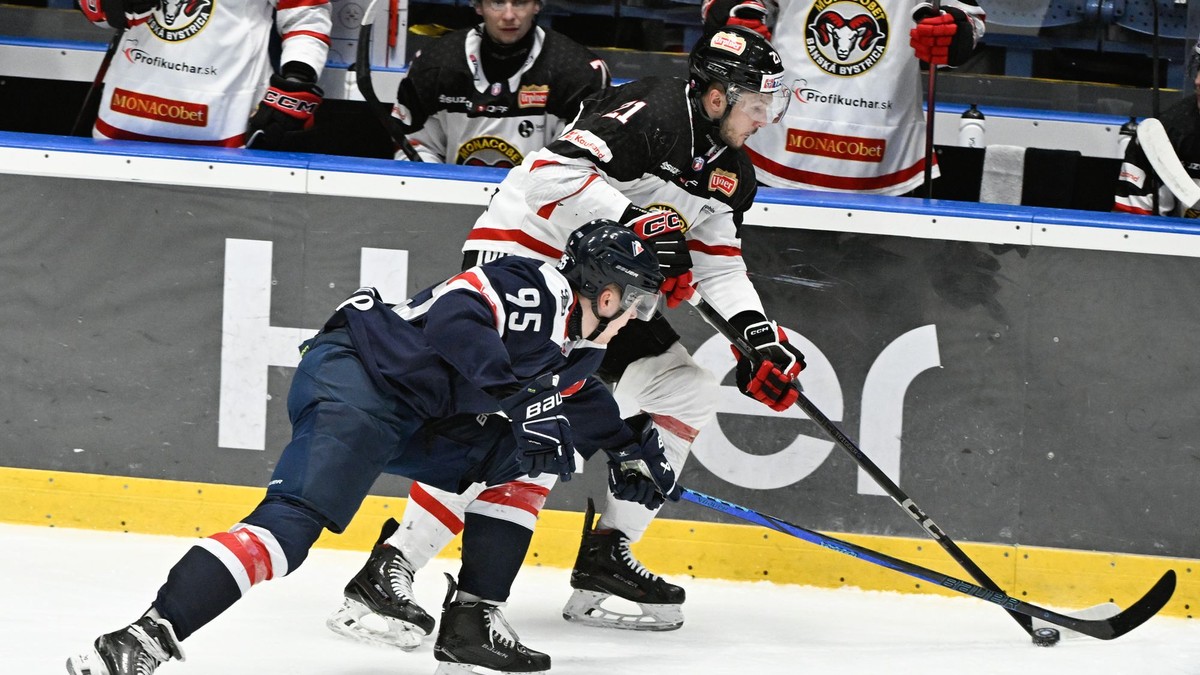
[[80, 0, 331, 146], [749, 0, 985, 194], [467, 77, 767, 323]]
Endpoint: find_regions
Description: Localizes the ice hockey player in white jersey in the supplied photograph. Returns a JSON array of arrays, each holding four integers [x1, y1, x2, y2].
[[701, 0, 985, 195], [78, 0, 331, 148], [388, 0, 610, 165], [65, 223, 680, 675], [327, 25, 807, 652]]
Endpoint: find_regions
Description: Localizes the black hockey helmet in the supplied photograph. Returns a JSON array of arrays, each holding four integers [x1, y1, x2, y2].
[[689, 25, 789, 123], [558, 219, 665, 324]]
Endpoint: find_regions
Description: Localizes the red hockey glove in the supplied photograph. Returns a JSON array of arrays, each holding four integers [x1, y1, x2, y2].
[[702, 0, 772, 39], [730, 311, 805, 412], [659, 270, 695, 308], [622, 205, 695, 307], [247, 68, 323, 150], [910, 5, 975, 67], [605, 414, 681, 509]]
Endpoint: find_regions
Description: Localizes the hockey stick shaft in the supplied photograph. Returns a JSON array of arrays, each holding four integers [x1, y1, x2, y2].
[[922, 0, 939, 199], [1137, 117, 1200, 210], [696, 299, 1032, 635], [71, 28, 124, 136], [680, 487, 1175, 640], [356, 0, 421, 161]]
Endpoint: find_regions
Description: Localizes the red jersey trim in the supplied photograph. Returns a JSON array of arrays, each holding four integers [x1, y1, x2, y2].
[[747, 145, 932, 191], [281, 29, 332, 45], [466, 228, 563, 260], [688, 239, 742, 257], [94, 117, 244, 147]]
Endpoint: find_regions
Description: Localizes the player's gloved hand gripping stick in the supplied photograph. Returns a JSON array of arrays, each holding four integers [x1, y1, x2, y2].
[[695, 298, 1036, 637]]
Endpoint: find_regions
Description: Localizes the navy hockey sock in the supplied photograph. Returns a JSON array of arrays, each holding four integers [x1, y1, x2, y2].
[[457, 513, 533, 602]]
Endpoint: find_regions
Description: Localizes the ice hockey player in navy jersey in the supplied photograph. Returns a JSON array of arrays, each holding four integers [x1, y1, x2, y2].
[[327, 26, 808, 649], [65, 222, 679, 675], [389, 0, 610, 165]]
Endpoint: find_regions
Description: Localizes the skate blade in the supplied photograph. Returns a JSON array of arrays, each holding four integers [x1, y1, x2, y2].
[[433, 662, 548, 675], [66, 648, 111, 675], [326, 598, 425, 651], [561, 589, 683, 631]]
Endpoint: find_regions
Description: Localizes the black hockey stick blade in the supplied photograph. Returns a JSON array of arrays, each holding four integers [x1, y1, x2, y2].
[[695, 299, 1034, 636], [681, 488, 1176, 640], [353, 0, 421, 161]]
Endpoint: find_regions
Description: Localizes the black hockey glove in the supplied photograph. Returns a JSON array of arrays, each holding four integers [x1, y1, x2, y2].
[[501, 374, 576, 482], [701, 0, 772, 39], [247, 64, 323, 150], [911, 5, 975, 67], [96, 0, 158, 29], [729, 310, 805, 412], [605, 414, 681, 509], [622, 205, 695, 308]]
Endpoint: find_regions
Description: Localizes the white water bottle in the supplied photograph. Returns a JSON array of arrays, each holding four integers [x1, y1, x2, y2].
[[958, 104, 986, 148]]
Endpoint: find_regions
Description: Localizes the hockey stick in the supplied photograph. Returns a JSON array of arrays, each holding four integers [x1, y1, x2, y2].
[[356, 0, 421, 161], [680, 487, 1175, 640], [1136, 117, 1200, 210], [921, 0, 939, 199], [696, 298, 1033, 636], [71, 28, 124, 136]]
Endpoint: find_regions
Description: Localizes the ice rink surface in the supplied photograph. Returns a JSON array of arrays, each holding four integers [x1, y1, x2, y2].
[[5, 523, 1198, 674]]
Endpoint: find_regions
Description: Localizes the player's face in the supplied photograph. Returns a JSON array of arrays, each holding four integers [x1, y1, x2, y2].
[[477, 0, 540, 45], [719, 94, 770, 149]]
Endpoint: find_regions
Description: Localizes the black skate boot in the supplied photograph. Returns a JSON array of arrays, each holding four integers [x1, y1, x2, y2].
[[326, 517, 436, 650], [66, 613, 184, 675], [562, 499, 685, 631], [434, 574, 550, 674]]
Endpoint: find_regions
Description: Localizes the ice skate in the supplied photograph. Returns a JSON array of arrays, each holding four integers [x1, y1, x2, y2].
[[433, 574, 550, 674], [562, 499, 684, 631], [66, 613, 184, 675], [326, 517, 436, 650]]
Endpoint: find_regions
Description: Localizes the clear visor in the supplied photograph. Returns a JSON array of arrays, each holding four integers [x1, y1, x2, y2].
[[727, 84, 791, 125], [619, 285, 662, 321]]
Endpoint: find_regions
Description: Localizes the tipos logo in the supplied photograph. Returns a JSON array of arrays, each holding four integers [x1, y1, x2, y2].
[[805, 0, 889, 77], [148, 0, 213, 42], [456, 136, 524, 168]]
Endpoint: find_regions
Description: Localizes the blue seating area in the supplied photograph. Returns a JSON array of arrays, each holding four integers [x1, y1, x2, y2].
[[980, 0, 1195, 87]]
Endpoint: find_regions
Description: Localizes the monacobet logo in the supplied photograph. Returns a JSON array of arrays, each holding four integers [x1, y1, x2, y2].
[[110, 88, 207, 126], [786, 128, 886, 162], [455, 136, 524, 168], [805, 0, 889, 77], [148, 0, 214, 42], [218, 238, 940, 494]]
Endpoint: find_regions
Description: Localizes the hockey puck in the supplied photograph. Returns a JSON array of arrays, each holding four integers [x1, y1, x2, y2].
[[1032, 627, 1061, 647]]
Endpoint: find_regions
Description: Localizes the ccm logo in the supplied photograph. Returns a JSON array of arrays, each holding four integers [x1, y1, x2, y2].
[[524, 393, 562, 417], [264, 90, 319, 115]]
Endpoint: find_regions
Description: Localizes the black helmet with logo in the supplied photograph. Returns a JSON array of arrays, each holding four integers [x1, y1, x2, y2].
[[558, 220, 664, 323], [689, 25, 785, 96]]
